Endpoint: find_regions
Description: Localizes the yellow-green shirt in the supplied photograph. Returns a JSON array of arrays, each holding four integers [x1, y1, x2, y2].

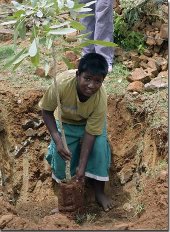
[[39, 70, 107, 135]]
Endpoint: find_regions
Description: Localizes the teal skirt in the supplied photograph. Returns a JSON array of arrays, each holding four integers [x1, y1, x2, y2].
[[46, 121, 111, 182]]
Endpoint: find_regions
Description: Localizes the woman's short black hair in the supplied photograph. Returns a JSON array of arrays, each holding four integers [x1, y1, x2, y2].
[[78, 53, 108, 78]]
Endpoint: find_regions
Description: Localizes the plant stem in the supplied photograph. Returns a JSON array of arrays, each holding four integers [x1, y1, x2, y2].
[[52, 43, 71, 181]]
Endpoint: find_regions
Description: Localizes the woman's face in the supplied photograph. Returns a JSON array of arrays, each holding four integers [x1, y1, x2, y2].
[[76, 71, 104, 98]]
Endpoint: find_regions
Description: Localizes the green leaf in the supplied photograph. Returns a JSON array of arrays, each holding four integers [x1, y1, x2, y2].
[[36, 10, 43, 18], [3, 48, 27, 69], [45, 62, 50, 76], [13, 60, 23, 71], [48, 28, 77, 35], [81, 39, 117, 47], [18, 20, 26, 39], [13, 52, 29, 65], [50, 22, 70, 29], [29, 39, 38, 57], [76, 13, 94, 19], [74, 7, 93, 13], [13, 10, 25, 18], [31, 52, 40, 66], [84, 1, 96, 7], [46, 37, 53, 49], [70, 21, 85, 31]]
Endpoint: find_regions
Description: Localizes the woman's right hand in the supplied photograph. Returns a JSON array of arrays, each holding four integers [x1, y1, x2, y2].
[[55, 138, 72, 160]]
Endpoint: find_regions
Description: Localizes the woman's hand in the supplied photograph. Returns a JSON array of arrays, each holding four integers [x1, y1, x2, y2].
[[76, 166, 85, 183], [55, 137, 72, 160]]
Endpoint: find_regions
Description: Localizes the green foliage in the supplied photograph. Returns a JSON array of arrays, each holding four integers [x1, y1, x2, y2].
[[0, 45, 15, 60], [114, 13, 145, 53], [120, 0, 167, 27], [1, 0, 116, 71]]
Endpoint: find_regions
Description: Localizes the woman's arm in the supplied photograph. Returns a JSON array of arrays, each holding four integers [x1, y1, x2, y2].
[[42, 109, 71, 160]]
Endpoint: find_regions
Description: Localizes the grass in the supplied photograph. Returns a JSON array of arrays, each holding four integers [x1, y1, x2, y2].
[[75, 212, 97, 225], [105, 62, 130, 95], [145, 159, 168, 178]]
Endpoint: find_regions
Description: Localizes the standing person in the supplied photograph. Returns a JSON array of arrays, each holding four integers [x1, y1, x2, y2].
[[79, 0, 114, 72], [39, 53, 113, 212]]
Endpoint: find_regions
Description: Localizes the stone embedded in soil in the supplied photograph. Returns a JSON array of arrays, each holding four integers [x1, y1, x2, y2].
[[127, 81, 144, 93], [157, 170, 168, 183], [127, 68, 151, 84], [25, 128, 37, 137], [35, 68, 46, 78], [22, 120, 35, 130], [144, 76, 168, 91], [0, 29, 13, 42], [159, 24, 168, 40], [65, 51, 78, 62]]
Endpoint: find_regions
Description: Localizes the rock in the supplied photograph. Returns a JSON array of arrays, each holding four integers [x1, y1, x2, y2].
[[143, 48, 152, 57], [65, 51, 78, 62], [0, 29, 13, 42], [22, 120, 35, 130], [130, 51, 140, 62], [127, 68, 151, 83], [139, 54, 148, 62], [140, 61, 148, 69], [123, 203, 133, 212], [155, 33, 164, 46], [127, 81, 144, 93], [123, 60, 139, 69], [156, 57, 168, 71], [144, 76, 168, 91], [22, 119, 43, 130], [146, 37, 156, 46], [118, 168, 134, 185], [159, 24, 168, 40], [153, 45, 161, 53], [35, 68, 45, 77], [157, 71, 168, 79], [147, 58, 161, 72], [114, 47, 124, 57], [25, 128, 37, 137], [145, 67, 158, 78], [157, 170, 168, 183], [65, 32, 78, 42], [0, 214, 14, 229]]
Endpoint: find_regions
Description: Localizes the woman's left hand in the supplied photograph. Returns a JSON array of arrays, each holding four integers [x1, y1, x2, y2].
[[76, 167, 85, 183]]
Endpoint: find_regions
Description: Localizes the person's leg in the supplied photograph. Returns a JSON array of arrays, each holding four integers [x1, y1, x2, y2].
[[92, 179, 113, 212], [85, 121, 113, 211], [79, 0, 95, 54], [94, 0, 114, 69]]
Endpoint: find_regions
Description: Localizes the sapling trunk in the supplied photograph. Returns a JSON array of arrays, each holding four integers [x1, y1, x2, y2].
[[52, 44, 71, 181]]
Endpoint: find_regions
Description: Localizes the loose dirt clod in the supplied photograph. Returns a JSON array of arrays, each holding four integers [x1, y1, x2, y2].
[[58, 180, 84, 213]]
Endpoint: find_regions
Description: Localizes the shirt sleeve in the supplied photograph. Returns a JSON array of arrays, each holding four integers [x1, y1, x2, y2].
[[85, 88, 107, 135], [39, 80, 61, 111]]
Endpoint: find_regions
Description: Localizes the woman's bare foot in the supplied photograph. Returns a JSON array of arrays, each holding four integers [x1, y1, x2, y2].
[[89, 178, 113, 212], [95, 192, 113, 212]]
